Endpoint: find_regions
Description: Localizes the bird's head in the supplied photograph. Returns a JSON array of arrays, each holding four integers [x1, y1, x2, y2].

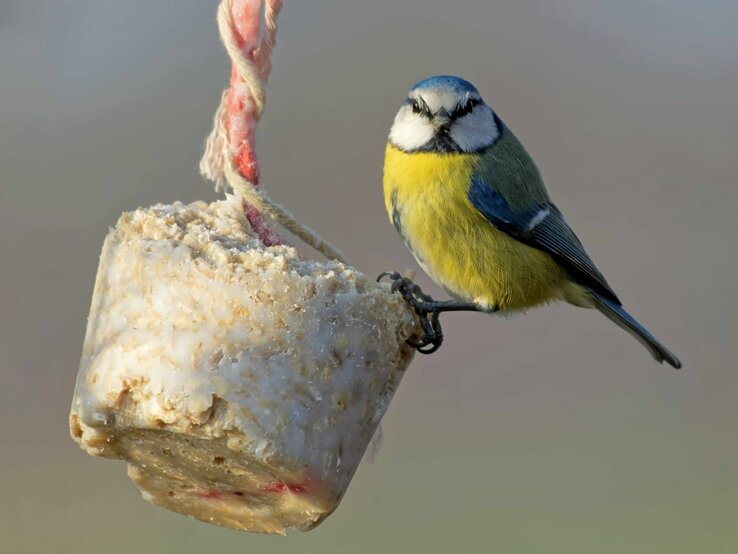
[[388, 75, 501, 154]]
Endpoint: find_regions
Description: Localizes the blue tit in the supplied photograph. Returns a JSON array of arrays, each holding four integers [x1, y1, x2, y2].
[[383, 75, 681, 368]]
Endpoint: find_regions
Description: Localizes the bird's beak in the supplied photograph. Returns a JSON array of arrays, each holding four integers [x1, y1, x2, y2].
[[434, 108, 451, 131]]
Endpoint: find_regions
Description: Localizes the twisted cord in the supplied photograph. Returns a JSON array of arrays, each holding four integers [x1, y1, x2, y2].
[[216, 0, 265, 117], [200, 0, 348, 264], [255, 0, 282, 82]]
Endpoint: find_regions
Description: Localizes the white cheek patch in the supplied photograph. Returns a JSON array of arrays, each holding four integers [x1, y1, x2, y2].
[[448, 106, 499, 152], [388, 107, 436, 151]]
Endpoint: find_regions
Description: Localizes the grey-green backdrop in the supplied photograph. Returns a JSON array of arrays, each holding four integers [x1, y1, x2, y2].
[[2, 1, 737, 552]]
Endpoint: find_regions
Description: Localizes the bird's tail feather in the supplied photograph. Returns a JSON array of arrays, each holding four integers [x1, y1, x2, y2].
[[590, 291, 681, 369]]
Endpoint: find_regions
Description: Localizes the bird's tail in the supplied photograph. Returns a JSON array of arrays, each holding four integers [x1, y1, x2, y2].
[[590, 291, 682, 369]]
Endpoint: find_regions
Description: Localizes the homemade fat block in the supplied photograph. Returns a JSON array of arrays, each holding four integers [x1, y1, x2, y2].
[[70, 198, 417, 534]]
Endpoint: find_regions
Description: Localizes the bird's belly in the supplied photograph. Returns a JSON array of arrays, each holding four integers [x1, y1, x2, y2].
[[384, 145, 569, 311], [399, 201, 569, 312]]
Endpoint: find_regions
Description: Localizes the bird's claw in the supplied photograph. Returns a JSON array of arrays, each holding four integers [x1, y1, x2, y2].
[[377, 272, 444, 354]]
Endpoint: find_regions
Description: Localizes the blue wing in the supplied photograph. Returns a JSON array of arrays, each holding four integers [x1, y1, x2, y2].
[[468, 174, 620, 304]]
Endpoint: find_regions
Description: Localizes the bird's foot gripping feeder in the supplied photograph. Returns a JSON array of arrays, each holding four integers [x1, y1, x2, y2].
[[69, 0, 418, 534], [378, 272, 485, 354]]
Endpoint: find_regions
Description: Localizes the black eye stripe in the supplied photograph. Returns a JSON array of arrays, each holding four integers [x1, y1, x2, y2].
[[451, 98, 481, 119], [406, 96, 480, 119], [410, 97, 432, 118]]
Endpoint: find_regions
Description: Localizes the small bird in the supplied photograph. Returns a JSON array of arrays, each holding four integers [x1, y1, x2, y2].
[[383, 75, 681, 368]]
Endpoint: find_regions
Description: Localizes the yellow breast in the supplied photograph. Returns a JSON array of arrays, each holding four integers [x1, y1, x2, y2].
[[383, 144, 569, 311]]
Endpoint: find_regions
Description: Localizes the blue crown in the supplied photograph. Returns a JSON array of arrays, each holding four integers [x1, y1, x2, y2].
[[410, 75, 478, 94]]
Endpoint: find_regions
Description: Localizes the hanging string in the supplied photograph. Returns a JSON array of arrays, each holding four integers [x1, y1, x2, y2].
[[200, 0, 348, 264]]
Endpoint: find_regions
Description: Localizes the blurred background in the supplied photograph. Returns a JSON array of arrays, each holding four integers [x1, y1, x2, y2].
[[2, 1, 737, 552]]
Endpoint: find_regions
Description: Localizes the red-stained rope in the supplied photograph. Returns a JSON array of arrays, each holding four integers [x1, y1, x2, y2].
[[200, 0, 347, 263]]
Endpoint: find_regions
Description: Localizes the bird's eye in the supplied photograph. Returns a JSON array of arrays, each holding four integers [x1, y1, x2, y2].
[[412, 101, 422, 114]]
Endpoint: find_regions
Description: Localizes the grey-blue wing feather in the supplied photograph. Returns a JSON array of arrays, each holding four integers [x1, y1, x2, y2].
[[468, 174, 620, 303]]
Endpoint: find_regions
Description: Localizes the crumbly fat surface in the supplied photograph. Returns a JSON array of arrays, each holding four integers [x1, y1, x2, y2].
[[70, 198, 417, 533]]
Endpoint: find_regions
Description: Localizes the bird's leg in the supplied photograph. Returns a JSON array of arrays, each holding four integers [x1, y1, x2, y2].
[[377, 272, 486, 354]]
